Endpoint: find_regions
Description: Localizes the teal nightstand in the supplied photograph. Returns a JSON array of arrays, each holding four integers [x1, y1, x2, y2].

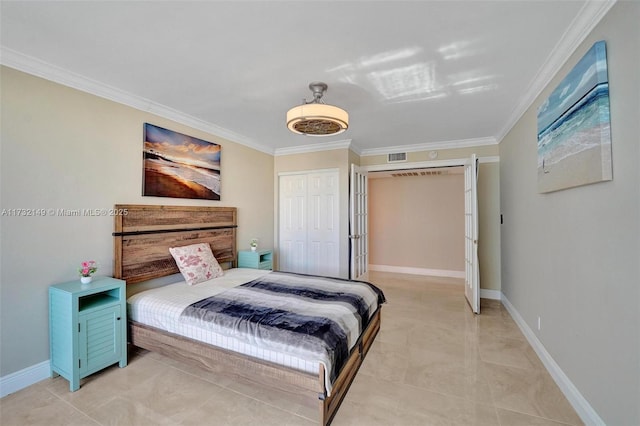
[[238, 249, 273, 270], [49, 277, 127, 391]]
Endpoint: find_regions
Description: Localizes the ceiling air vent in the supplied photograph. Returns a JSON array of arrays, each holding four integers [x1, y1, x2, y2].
[[390, 169, 448, 178], [391, 172, 419, 177], [387, 152, 407, 163]]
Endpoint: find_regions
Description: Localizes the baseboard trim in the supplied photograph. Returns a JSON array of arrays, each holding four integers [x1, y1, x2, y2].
[[501, 294, 604, 426], [480, 289, 502, 300], [368, 264, 465, 279], [0, 360, 50, 398], [368, 265, 503, 298]]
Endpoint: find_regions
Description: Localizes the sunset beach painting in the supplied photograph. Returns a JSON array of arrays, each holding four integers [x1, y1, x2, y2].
[[143, 123, 221, 200], [537, 40, 612, 193]]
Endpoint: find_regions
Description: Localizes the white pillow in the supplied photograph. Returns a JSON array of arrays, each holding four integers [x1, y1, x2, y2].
[[169, 243, 224, 285]]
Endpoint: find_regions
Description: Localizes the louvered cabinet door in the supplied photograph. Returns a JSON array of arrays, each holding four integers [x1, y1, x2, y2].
[[78, 304, 123, 376]]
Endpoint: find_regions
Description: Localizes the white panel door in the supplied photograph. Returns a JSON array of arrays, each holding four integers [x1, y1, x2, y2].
[[279, 170, 340, 277], [278, 174, 307, 274], [349, 164, 369, 280], [464, 154, 480, 314], [307, 172, 340, 277]]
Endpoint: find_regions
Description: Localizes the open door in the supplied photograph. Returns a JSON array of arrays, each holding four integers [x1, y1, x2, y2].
[[349, 164, 368, 280], [464, 154, 480, 313]]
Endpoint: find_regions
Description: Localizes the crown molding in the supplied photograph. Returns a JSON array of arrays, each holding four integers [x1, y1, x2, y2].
[[274, 139, 354, 156], [348, 141, 364, 156], [359, 137, 497, 157], [495, 0, 617, 142], [0, 47, 274, 155]]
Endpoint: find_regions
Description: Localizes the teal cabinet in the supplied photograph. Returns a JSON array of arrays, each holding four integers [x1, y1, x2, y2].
[[49, 277, 127, 391], [238, 249, 273, 270]]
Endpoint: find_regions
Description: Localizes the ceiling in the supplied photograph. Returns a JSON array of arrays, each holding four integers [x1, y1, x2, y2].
[[0, 1, 612, 155]]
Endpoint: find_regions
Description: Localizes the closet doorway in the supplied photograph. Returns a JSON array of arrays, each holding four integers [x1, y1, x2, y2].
[[368, 165, 465, 279], [362, 155, 480, 313]]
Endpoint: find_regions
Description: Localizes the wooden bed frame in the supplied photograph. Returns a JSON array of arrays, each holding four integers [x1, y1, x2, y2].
[[113, 204, 382, 425]]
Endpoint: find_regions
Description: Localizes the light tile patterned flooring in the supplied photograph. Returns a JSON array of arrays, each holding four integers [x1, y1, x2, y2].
[[1, 271, 582, 425]]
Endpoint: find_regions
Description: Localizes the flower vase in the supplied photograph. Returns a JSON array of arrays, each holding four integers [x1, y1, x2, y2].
[[80, 276, 92, 285], [251, 246, 257, 252]]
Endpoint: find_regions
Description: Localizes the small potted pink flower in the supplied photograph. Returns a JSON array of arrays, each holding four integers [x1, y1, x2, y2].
[[79, 260, 97, 284]]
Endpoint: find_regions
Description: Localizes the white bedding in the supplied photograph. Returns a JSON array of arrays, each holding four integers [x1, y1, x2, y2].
[[127, 268, 320, 376]]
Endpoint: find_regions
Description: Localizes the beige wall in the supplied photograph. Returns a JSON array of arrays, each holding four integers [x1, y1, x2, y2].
[[499, 2, 639, 423], [476, 162, 501, 292], [368, 173, 464, 273], [273, 149, 351, 278], [348, 148, 360, 168], [0, 67, 274, 376]]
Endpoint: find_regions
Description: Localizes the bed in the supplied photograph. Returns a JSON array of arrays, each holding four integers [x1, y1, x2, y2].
[[113, 204, 384, 425]]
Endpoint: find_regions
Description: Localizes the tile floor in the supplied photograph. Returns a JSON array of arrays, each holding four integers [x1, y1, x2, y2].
[[0, 272, 582, 425]]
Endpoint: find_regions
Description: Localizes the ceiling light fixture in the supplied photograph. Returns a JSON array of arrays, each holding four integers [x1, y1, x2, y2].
[[286, 82, 349, 136]]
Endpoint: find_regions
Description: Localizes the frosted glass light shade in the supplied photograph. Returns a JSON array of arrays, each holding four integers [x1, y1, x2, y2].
[[286, 103, 349, 136]]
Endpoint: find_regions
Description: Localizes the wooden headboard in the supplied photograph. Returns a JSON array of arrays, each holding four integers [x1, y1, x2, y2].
[[113, 204, 237, 284]]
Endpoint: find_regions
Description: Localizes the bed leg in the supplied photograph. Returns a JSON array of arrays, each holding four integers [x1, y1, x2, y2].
[[319, 364, 329, 425]]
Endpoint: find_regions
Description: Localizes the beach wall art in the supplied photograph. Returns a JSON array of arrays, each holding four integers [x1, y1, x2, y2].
[[143, 123, 221, 200], [536, 40, 612, 193]]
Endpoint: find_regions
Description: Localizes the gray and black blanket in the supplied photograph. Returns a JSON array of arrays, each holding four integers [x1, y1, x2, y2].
[[180, 271, 385, 394]]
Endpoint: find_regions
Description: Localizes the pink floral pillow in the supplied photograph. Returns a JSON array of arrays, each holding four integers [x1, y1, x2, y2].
[[169, 243, 224, 285]]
